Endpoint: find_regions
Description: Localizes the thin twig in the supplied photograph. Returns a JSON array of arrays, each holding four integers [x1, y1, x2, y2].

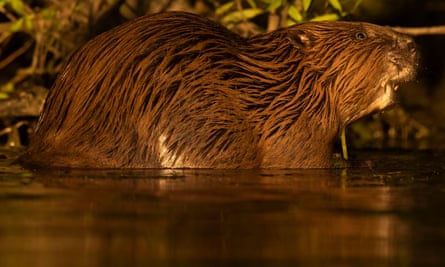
[[392, 25, 445, 36], [0, 40, 33, 69]]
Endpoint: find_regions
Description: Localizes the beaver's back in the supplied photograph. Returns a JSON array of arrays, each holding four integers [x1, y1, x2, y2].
[[22, 12, 262, 168]]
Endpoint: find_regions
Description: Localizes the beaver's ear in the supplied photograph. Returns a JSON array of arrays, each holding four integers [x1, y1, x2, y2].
[[287, 30, 312, 48]]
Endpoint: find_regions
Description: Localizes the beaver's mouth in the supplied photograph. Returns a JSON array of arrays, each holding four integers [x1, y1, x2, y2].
[[372, 79, 396, 110], [383, 80, 399, 94], [379, 73, 410, 107], [381, 78, 402, 102], [381, 62, 415, 99], [350, 65, 414, 124]]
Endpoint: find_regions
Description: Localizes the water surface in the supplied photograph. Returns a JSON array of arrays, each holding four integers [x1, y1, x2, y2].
[[1, 148, 445, 266]]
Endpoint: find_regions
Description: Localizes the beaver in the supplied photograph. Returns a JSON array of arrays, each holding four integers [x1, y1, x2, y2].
[[19, 11, 417, 169]]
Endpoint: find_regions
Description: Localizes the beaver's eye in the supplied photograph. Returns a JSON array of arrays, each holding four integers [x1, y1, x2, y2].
[[355, 32, 367, 40]]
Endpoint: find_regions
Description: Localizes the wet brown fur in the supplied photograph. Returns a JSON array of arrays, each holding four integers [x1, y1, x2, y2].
[[20, 12, 417, 169]]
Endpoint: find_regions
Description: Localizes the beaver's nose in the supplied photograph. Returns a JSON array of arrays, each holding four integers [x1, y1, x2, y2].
[[405, 38, 416, 54], [397, 36, 416, 54]]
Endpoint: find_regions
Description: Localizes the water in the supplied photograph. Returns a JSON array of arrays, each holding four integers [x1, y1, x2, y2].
[[1, 148, 445, 266]]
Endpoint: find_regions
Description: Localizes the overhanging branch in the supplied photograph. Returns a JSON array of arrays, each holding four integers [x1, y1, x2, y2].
[[392, 25, 445, 36]]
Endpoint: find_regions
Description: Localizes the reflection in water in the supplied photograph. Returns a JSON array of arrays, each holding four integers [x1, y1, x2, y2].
[[0, 150, 445, 266]]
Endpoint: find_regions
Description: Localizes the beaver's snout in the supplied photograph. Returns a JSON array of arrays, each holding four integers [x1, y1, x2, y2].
[[386, 34, 418, 83], [396, 35, 416, 53]]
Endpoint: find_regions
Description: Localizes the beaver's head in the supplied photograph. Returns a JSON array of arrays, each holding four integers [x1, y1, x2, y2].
[[286, 21, 417, 125]]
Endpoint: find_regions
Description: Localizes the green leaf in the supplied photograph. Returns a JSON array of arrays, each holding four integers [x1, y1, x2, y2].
[[340, 127, 348, 160], [352, 0, 362, 12], [328, 0, 343, 12], [310, 13, 340, 21], [303, 0, 312, 12], [286, 19, 296, 26], [264, 0, 283, 11], [2, 82, 15, 92], [288, 5, 303, 23], [221, 8, 264, 24], [10, 0, 25, 15], [241, 8, 264, 19], [216, 1, 234, 16], [42, 8, 57, 19], [246, 0, 257, 8], [0, 92, 9, 99], [9, 17, 23, 32], [24, 15, 33, 30]]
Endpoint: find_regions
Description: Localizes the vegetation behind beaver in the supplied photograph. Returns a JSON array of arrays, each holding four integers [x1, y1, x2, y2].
[[20, 11, 417, 169]]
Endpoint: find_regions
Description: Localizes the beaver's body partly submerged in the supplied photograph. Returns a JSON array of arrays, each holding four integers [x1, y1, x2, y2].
[[20, 12, 417, 169]]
